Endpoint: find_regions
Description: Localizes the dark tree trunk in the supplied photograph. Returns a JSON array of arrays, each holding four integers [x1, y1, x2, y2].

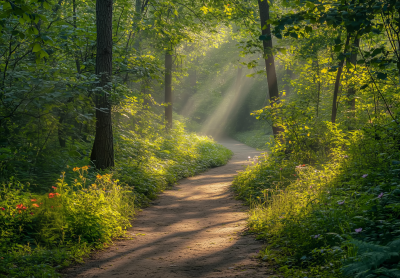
[[90, 0, 114, 169], [58, 113, 66, 147], [133, 0, 142, 54], [331, 34, 350, 123], [165, 50, 173, 129], [347, 37, 360, 114], [257, 0, 282, 137]]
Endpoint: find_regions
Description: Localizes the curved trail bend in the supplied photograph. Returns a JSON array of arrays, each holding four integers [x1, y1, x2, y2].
[[65, 138, 274, 278]]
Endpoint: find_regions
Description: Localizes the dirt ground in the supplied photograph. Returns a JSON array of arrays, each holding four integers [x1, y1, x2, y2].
[[64, 138, 276, 278]]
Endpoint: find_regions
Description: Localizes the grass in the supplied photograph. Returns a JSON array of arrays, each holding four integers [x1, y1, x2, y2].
[[232, 129, 272, 150], [233, 121, 400, 277]]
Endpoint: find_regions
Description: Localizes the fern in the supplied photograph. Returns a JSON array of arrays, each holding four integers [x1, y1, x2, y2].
[[342, 239, 400, 278]]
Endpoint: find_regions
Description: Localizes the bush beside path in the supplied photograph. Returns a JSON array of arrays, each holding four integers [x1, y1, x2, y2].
[[63, 138, 275, 278]]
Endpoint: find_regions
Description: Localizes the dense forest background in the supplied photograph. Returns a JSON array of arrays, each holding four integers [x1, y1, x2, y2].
[[1, 0, 400, 276]]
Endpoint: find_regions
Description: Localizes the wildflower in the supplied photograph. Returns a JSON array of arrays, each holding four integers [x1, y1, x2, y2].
[[48, 193, 55, 198], [96, 174, 102, 179], [337, 200, 345, 205], [82, 166, 89, 171], [73, 167, 80, 172], [16, 204, 25, 210], [344, 155, 348, 158], [92, 184, 97, 188], [31, 199, 37, 202], [32, 203, 39, 208], [362, 174, 368, 178], [355, 228, 362, 233], [55, 193, 60, 197], [309, 186, 312, 189], [30, 212, 34, 215], [51, 206, 54, 209], [52, 186, 57, 190], [293, 174, 296, 176], [1, 207, 4, 211], [303, 164, 305, 166], [248, 156, 251, 160], [313, 234, 320, 239], [378, 193, 384, 198], [280, 168, 282, 170]]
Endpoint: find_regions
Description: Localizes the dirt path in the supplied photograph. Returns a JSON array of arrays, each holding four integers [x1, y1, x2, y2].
[[64, 138, 274, 278]]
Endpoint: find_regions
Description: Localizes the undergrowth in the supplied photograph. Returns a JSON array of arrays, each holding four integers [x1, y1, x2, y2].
[[233, 117, 400, 277], [0, 99, 232, 277], [232, 129, 272, 150]]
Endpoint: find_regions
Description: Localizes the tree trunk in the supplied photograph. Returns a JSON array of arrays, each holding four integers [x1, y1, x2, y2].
[[347, 36, 360, 114], [90, 0, 114, 169], [331, 33, 350, 123], [165, 50, 173, 129], [133, 0, 142, 54], [257, 0, 282, 137], [58, 113, 66, 147]]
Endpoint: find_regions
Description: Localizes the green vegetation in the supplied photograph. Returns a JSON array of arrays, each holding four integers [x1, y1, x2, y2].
[[1, 0, 400, 276], [232, 129, 272, 150], [0, 117, 232, 277]]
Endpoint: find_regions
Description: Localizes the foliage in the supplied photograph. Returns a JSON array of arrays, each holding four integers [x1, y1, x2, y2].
[[0, 101, 232, 276], [232, 129, 272, 150]]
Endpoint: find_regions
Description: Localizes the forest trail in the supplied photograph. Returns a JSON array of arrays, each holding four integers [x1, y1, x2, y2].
[[64, 138, 274, 278]]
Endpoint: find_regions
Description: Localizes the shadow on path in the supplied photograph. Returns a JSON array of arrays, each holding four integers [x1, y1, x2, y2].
[[64, 138, 276, 278]]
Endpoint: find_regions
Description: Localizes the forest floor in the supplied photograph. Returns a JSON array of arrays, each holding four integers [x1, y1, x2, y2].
[[63, 138, 276, 278]]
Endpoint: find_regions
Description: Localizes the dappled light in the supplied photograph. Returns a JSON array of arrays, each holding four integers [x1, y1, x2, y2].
[[1, 0, 399, 276]]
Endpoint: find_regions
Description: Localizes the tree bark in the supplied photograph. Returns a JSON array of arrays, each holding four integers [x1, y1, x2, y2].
[[331, 33, 350, 123], [165, 50, 173, 129], [347, 36, 360, 114], [90, 0, 114, 169], [257, 0, 282, 137]]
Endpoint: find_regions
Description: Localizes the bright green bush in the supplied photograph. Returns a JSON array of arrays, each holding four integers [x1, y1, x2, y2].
[[233, 119, 400, 278], [0, 100, 233, 277]]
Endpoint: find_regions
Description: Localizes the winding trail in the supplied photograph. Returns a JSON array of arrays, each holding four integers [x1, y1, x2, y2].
[[65, 138, 274, 278]]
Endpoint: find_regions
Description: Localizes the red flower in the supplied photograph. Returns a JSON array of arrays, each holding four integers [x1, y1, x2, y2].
[[55, 193, 60, 196], [30, 212, 34, 215], [51, 206, 54, 209], [16, 204, 24, 210], [32, 203, 39, 208], [31, 199, 37, 202], [48, 193, 55, 198], [52, 186, 57, 190], [0, 207, 4, 211]]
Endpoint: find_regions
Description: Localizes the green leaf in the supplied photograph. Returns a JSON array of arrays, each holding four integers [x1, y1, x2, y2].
[[377, 72, 387, 80], [39, 50, 49, 58], [334, 44, 342, 52], [43, 1, 50, 9], [32, 43, 41, 52], [360, 84, 368, 90], [277, 48, 287, 54], [305, 26, 312, 33]]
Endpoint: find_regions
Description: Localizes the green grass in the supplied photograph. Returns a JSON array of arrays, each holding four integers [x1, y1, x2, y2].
[[232, 129, 272, 150], [233, 121, 400, 278]]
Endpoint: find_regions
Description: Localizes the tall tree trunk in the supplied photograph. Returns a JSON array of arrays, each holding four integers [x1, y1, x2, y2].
[[90, 0, 114, 169], [331, 33, 350, 123], [133, 0, 142, 54], [165, 50, 173, 129], [347, 36, 360, 115], [58, 113, 66, 147], [257, 0, 282, 137]]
